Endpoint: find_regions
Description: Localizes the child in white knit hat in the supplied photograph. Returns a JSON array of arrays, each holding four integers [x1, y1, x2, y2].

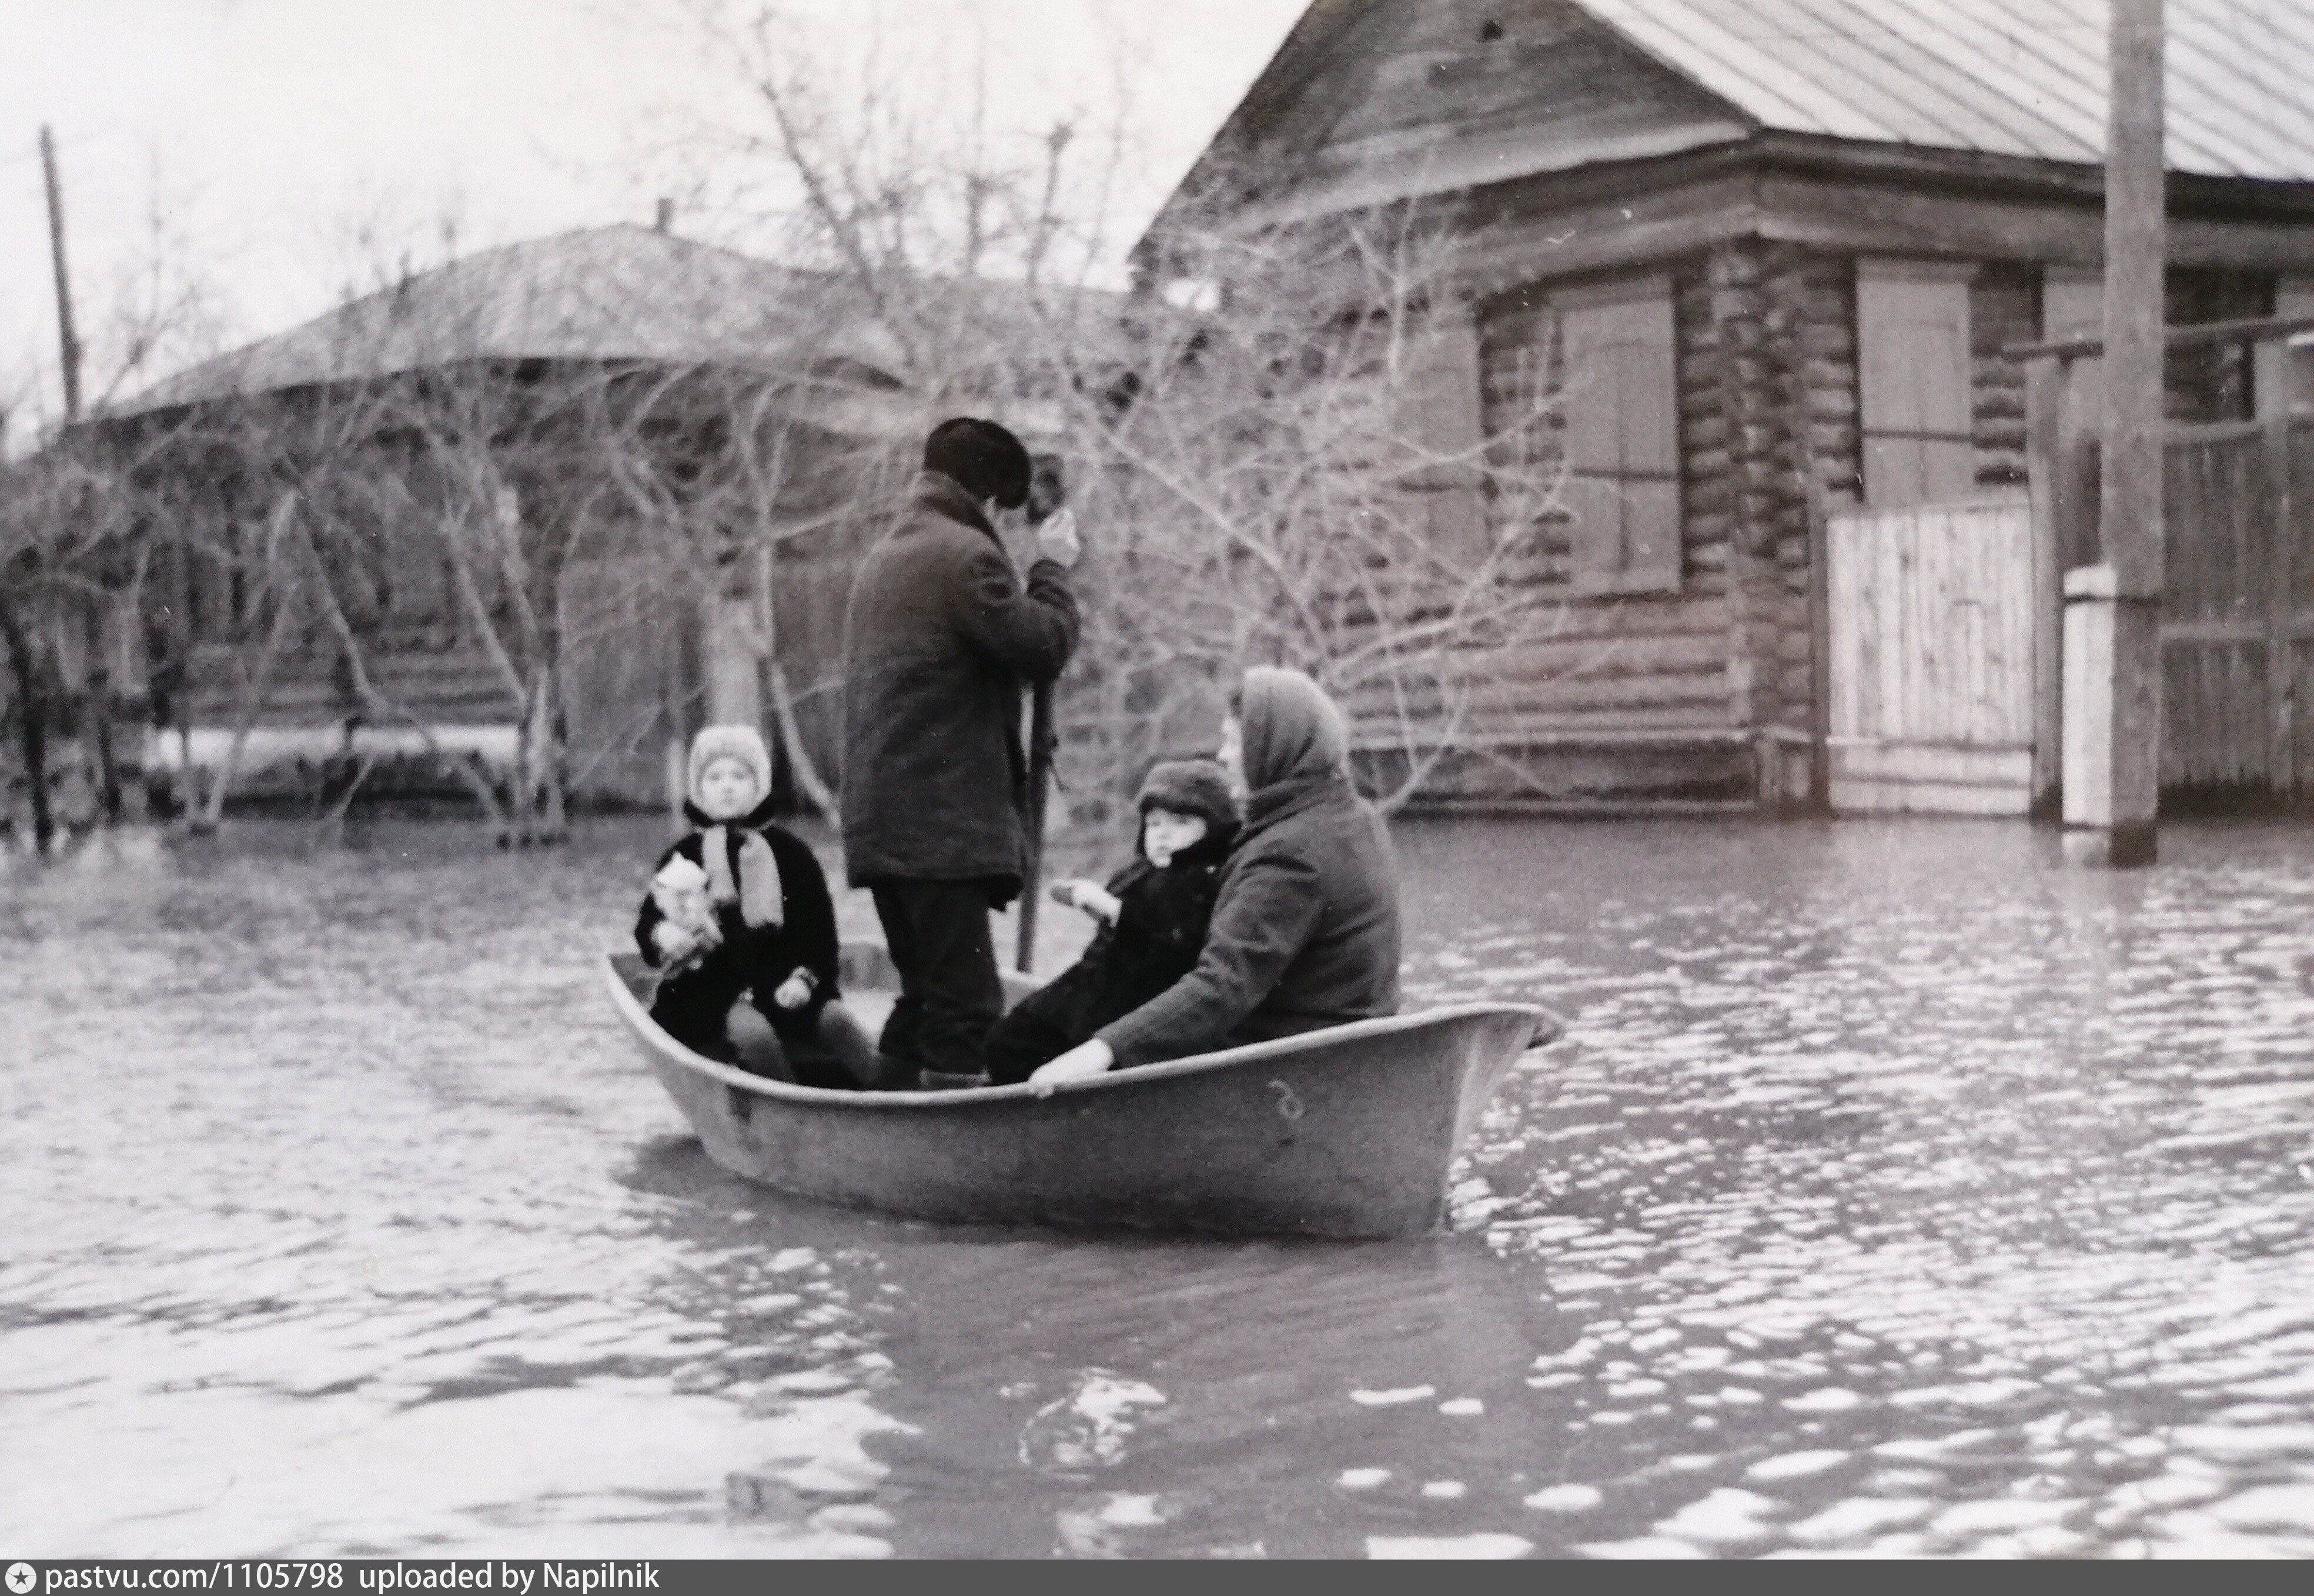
[[636, 725, 875, 1088]]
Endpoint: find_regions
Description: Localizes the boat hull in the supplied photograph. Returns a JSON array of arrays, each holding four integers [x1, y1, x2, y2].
[[607, 947, 1559, 1239]]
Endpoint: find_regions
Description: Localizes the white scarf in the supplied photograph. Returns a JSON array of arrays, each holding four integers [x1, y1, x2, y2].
[[701, 826, 783, 928]]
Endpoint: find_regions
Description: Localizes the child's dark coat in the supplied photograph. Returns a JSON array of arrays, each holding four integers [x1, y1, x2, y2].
[[636, 797, 844, 1079], [979, 827, 1233, 1085]]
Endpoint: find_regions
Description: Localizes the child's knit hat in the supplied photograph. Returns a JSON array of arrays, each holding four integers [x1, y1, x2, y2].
[[688, 724, 773, 809], [1135, 758, 1241, 831]]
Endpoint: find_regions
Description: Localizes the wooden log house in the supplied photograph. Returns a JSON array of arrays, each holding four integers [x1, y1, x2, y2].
[[1141, 0, 2314, 812]]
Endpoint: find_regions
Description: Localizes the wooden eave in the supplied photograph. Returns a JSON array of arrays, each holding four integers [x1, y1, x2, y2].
[[1430, 132, 2314, 295], [89, 355, 929, 451]]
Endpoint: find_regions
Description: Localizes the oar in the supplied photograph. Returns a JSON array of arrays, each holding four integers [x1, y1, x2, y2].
[[1015, 678, 1054, 975]]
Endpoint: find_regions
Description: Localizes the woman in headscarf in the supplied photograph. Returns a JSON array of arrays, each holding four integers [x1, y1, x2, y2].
[[1028, 665, 1403, 1088]]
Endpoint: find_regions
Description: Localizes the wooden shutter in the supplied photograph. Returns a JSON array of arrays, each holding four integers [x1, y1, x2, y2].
[[2042, 269, 2104, 340], [2044, 266, 2105, 444], [1559, 277, 1680, 594], [1392, 307, 1487, 561], [2275, 276, 2314, 414], [1858, 260, 1975, 507]]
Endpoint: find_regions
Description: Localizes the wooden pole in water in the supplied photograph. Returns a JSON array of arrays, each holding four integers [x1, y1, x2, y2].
[[1015, 681, 1053, 975], [40, 126, 83, 424], [1014, 454, 1067, 975], [2066, 0, 2165, 868]]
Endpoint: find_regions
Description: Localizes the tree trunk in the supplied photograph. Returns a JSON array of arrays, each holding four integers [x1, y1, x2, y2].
[[536, 667, 569, 842], [196, 595, 296, 834], [0, 588, 56, 856], [765, 658, 838, 819], [83, 599, 121, 822]]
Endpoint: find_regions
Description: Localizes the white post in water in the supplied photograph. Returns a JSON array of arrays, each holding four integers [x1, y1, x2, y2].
[[2063, 564, 2122, 838], [2067, 0, 2165, 868]]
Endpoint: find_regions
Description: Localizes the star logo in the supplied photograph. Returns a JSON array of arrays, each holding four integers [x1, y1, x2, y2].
[[6, 1563, 37, 1595]]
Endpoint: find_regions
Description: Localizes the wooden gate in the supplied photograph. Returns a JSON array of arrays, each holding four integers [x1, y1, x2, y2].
[[1827, 494, 2037, 814], [2161, 416, 2314, 796]]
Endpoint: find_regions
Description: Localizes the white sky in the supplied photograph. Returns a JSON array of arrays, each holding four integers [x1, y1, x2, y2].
[[0, 0, 1304, 437]]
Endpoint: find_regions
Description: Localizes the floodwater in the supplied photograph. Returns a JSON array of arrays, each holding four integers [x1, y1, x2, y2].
[[5, 814, 2314, 1559]]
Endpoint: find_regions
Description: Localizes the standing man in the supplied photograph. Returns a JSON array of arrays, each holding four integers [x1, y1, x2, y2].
[[840, 417, 1081, 1086]]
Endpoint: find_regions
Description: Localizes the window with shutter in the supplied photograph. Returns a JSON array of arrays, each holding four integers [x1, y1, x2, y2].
[[1857, 260, 1975, 507], [1556, 277, 1680, 595], [1391, 307, 1487, 562]]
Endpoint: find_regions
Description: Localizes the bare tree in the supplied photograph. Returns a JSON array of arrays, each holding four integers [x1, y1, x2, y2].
[[1, 402, 190, 852], [651, 8, 1573, 822], [1042, 206, 1576, 815], [0, 167, 239, 855]]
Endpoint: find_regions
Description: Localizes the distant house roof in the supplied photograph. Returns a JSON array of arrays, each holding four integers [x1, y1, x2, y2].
[[111, 223, 1129, 427], [112, 225, 895, 419], [1152, 0, 2314, 237]]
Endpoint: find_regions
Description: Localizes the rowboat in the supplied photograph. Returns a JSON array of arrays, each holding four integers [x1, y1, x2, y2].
[[604, 942, 1561, 1239]]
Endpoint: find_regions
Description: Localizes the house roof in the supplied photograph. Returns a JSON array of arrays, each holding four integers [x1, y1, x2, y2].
[[1152, 0, 2314, 237], [111, 223, 1131, 426], [1587, 0, 2314, 182], [113, 225, 896, 418]]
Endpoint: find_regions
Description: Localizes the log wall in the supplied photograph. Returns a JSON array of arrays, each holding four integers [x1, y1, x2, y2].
[[1972, 264, 2038, 487], [1423, 243, 2302, 813]]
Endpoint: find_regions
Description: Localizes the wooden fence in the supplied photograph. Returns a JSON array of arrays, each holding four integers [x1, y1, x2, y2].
[[2159, 416, 2314, 794], [2022, 316, 2314, 808]]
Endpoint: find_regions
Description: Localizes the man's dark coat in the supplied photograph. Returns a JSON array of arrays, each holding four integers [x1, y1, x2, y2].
[[839, 471, 1078, 899]]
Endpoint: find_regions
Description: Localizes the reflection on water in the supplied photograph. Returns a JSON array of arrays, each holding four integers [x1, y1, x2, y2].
[[4, 816, 2313, 1557]]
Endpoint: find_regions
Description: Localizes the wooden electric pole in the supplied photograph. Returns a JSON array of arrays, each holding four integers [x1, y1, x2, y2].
[[40, 125, 85, 424], [2064, 0, 2165, 867]]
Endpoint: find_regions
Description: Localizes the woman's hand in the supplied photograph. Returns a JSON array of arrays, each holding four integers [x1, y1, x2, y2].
[[1029, 1039, 1115, 1096], [651, 921, 700, 966], [772, 970, 816, 1010]]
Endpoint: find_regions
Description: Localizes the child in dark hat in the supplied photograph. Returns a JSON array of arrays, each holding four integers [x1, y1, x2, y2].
[[637, 725, 877, 1089], [979, 758, 1241, 1086]]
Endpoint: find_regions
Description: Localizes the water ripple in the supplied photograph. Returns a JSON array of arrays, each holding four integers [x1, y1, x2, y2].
[[5, 815, 2313, 1556]]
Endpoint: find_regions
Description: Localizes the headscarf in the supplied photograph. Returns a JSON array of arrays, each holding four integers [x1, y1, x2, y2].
[[1238, 666, 1350, 793]]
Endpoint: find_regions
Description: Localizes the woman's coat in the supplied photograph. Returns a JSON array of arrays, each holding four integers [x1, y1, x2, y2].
[[1094, 668, 1402, 1066]]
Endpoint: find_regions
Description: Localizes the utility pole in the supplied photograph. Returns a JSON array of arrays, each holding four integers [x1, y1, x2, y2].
[[40, 126, 84, 424], [2064, 0, 2165, 867]]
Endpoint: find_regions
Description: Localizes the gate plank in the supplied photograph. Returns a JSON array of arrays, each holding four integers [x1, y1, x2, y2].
[[1827, 496, 2035, 814]]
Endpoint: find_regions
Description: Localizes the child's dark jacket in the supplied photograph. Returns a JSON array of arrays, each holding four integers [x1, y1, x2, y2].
[[634, 797, 842, 1020], [1080, 832, 1233, 1020], [977, 828, 1233, 1085]]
